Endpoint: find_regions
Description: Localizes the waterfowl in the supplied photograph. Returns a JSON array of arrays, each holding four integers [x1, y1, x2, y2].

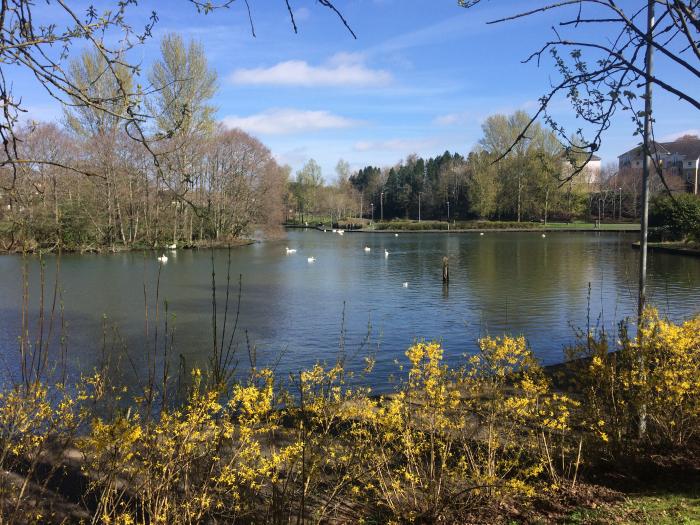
[[364, 246, 371, 252], [384, 249, 390, 258], [285, 247, 297, 254], [402, 282, 408, 288], [480, 232, 484, 236], [157, 254, 168, 263], [168, 243, 177, 250], [307, 256, 316, 263]]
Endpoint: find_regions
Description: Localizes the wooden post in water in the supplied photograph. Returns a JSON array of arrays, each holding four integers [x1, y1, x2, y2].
[[442, 256, 449, 284]]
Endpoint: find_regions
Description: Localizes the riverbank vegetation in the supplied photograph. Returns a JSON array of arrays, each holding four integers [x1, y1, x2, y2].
[[286, 114, 690, 231], [371, 220, 640, 232], [1, 307, 698, 524], [4, 49, 693, 254], [0, 34, 287, 254], [651, 193, 700, 243]]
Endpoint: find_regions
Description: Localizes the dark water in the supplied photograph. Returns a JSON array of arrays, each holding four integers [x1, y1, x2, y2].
[[1, 230, 699, 392]]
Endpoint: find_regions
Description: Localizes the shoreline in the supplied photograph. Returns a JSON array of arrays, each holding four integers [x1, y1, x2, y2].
[[0, 238, 257, 256], [286, 224, 640, 234], [360, 226, 639, 233], [631, 240, 700, 257]]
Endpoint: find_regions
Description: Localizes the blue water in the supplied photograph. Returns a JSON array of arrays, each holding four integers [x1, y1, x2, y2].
[[1, 230, 699, 392]]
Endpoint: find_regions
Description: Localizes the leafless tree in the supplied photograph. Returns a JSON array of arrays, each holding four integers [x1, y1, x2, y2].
[[0, 1, 355, 186]]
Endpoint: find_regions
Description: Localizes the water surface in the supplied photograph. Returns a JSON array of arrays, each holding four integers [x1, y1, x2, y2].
[[1, 231, 699, 392]]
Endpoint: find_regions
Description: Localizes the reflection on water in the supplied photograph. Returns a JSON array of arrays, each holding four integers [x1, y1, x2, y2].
[[1, 231, 699, 392]]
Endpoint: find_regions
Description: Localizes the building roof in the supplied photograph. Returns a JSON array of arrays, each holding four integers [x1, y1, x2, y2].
[[618, 136, 700, 159], [664, 137, 700, 159]]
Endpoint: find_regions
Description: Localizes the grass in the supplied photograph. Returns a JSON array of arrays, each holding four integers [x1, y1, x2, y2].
[[368, 219, 640, 231], [546, 222, 640, 231], [566, 491, 700, 524], [284, 217, 642, 232]]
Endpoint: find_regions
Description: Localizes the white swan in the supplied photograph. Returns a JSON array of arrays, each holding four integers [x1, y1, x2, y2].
[[338, 230, 344, 235], [542, 233, 546, 238], [384, 249, 390, 258], [307, 256, 316, 263], [480, 232, 484, 236], [168, 243, 177, 250], [285, 247, 297, 254], [364, 246, 371, 252], [402, 282, 408, 288], [395, 233, 399, 237], [157, 254, 168, 263], [332, 229, 337, 233]]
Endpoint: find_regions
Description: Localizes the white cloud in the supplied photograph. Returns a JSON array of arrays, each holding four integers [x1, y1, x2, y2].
[[354, 138, 439, 153], [222, 108, 358, 135], [274, 147, 309, 167], [434, 99, 539, 128], [293, 7, 311, 21], [433, 111, 472, 127], [229, 53, 392, 87], [660, 129, 700, 142]]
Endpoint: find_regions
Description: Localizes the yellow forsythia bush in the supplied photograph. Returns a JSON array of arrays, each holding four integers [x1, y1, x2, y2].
[[568, 308, 700, 450], [629, 309, 700, 446], [0, 379, 94, 523], [82, 369, 302, 524], [3, 310, 698, 523], [360, 338, 577, 523]]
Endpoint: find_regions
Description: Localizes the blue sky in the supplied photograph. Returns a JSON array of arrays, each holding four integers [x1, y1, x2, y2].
[[15, 0, 700, 180]]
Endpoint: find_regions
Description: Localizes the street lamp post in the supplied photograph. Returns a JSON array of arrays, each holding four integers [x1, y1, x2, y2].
[[619, 187, 623, 221], [380, 192, 384, 222], [418, 192, 422, 222], [612, 190, 616, 221], [446, 200, 450, 222], [370, 203, 374, 223]]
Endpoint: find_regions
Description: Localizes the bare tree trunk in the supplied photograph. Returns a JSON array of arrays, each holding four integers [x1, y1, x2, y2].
[[637, 0, 654, 440], [107, 174, 114, 247], [134, 212, 139, 242], [116, 199, 127, 246], [189, 208, 193, 243], [517, 172, 522, 222], [52, 177, 59, 227]]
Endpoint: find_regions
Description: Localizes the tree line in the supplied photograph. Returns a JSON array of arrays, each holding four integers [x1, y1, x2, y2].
[[288, 110, 651, 225], [0, 34, 288, 252]]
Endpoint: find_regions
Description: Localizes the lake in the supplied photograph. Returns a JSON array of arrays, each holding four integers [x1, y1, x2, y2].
[[1, 230, 700, 392]]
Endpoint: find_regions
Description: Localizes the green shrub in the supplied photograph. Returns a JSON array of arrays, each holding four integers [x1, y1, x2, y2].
[[650, 193, 700, 241], [373, 220, 536, 231]]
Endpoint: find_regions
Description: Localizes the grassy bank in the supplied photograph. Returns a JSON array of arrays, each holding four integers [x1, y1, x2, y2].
[[367, 219, 640, 232], [568, 488, 700, 524], [632, 240, 700, 257], [0, 237, 256, 255]]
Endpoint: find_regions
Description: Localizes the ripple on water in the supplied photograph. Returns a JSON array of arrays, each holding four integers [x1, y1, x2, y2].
[[0, 231, 699, 391]]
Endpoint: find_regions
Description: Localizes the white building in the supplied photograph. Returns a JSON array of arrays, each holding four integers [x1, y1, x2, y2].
[[562, 154, 602, 189]]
